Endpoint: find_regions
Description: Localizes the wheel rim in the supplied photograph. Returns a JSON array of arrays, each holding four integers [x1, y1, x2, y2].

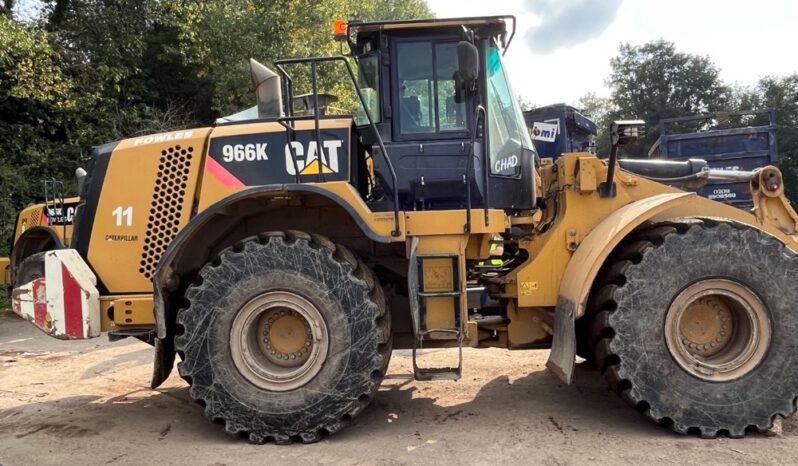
[[230, 291, 328, 391], [665, 279, 770, 382]]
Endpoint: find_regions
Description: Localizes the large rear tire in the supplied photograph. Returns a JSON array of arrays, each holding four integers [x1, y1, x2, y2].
[[175, 231, 391, 444], [590, 220, 798, 437]]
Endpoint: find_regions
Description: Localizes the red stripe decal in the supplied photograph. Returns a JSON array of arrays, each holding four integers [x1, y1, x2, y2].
[[61, 263, 84, 339], [33, 278, 47, 327], [206, 156, 245, 187]]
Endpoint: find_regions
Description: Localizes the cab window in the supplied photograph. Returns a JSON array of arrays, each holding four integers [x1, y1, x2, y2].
[[355, 53, 380, 125], [485, 40, 534, 176], [396, 41, 466, 135]]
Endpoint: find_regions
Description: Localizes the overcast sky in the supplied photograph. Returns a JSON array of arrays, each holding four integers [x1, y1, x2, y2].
[[428, 0, 798, 107]]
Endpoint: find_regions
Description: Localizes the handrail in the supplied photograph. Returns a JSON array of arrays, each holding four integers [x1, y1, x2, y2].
[[465, 105, 486, 233], [310, 61, 325, 183], [42, 179, 66, 245], [274, 64, 294, 117], [274, 55, 401, 237]]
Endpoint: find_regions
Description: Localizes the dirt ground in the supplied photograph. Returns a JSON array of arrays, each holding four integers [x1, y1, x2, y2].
[[1, 311, 796, 465]]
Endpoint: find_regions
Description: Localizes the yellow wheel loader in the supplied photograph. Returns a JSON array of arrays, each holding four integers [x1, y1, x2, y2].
[[3, 16, 798, 443]]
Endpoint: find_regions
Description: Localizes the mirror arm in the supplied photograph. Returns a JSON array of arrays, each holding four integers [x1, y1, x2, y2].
[[599, 120, 645, 198], [598, 144, 618, 198], [465, 103, 486, 233]]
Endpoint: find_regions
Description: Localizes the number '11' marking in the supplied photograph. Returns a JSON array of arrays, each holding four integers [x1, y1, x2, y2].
[[112, 206, 133, 226]]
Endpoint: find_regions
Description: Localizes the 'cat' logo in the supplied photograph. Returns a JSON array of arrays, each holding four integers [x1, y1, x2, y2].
[[284, 140, 343, 176]]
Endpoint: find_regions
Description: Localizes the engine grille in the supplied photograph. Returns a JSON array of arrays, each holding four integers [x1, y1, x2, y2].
[[139, 144, 194, 280], [29, 208, 41, 227]]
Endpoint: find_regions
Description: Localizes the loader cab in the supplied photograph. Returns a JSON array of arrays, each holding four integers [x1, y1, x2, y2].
[[349, 16, 537, 212]]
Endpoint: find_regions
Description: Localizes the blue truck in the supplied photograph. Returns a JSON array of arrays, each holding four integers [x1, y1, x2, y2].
[[523, 103, 597, 158], [647, 109, 778, 208]]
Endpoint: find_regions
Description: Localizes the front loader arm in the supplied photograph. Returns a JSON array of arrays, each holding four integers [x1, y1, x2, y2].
[[750, 166, 798, 240]]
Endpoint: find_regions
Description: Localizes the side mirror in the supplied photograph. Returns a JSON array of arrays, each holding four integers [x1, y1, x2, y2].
[[610, 120, 646, 147], [457, 41, 479, 89]]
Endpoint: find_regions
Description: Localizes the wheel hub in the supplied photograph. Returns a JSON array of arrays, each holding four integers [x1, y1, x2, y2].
[[678, 296, 733, 357], [665, 279, 771, 382], [230, 291, 328, 392], [259, 309, 313, 368]]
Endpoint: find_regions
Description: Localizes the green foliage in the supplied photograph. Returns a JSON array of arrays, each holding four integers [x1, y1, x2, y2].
[[577, 92, 614, 156], [0, 0, 431, 256], [170, 0, 431, 117], [757, 75, 798, 202], [0, 15, 76, 256], [579, 39, 798, 205], [607, 39, 729, 156]]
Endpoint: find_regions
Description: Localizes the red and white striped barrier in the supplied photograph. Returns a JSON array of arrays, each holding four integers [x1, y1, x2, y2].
[[12, 249, 100, 339]]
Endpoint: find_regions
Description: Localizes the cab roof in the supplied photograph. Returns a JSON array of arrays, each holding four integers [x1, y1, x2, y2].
[[350, 15, 516, 49]]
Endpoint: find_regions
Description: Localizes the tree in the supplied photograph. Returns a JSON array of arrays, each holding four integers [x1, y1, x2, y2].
[[608, 39, 729, 156], [757, 75, 798, 203], [577, 92, 615, 155], [0, 14, 76, 256], [170, 0, 431, 118], [0, 0, 14, 18], [0, 0, 432, 259]]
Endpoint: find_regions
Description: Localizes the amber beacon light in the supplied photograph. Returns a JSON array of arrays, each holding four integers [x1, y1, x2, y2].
[[332, 18, 348, 40]]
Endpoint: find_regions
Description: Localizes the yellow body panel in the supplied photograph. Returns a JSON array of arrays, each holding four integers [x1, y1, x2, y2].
[[0, 257, 9, 285], [557, 192, 693, 317], [511, 156, 658, 307], [196, 119, 354, 211], [112, 296, 155, 326], [413, 235, 469, 339], [307, 182, 400, 239], [404, 209, 508, 237], [89, 129, 211, 292], [99, 295, 154, 331]]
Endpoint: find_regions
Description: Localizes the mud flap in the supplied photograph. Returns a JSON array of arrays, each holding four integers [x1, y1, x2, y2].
[[545, 297, 576, 384], [12, 250, 100, 339], [150, 336, 175, 389]]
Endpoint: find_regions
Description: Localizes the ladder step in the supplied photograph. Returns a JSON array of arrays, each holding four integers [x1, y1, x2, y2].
[[414, 367, 462, 381], [418, 291, 461, 298], [412, 328, 463, 381]]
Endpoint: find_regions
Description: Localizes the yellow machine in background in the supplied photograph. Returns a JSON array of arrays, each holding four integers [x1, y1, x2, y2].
[[4, 16, 798, 443], [0, 257, 8, 285]]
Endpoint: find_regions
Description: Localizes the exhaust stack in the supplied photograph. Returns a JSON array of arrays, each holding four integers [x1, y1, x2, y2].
[[249, 58, 283, 118]]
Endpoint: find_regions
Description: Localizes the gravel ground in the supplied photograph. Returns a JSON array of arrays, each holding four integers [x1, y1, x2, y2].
[[1, 310, 796, 465]]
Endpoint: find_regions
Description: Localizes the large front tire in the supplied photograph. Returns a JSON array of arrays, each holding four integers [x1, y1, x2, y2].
[[175, 231, 391, 443], [590, 220, 798, 437]]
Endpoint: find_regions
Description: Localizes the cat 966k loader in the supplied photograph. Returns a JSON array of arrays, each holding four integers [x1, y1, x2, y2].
[[3, 16, 798, 443]]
